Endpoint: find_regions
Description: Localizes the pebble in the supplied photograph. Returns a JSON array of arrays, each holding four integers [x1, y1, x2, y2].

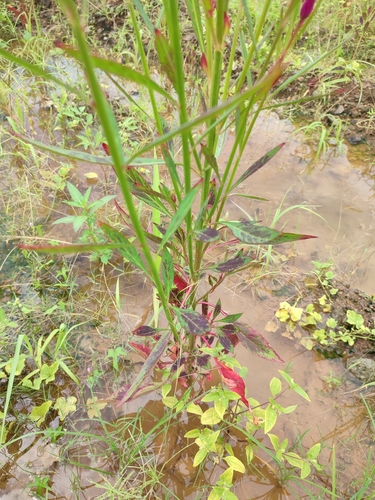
[[333, 104, 345, 115]]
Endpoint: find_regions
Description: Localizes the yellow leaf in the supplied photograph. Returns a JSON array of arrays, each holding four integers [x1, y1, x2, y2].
[[86, 397, 108, 419], [186, 403, 203, 416], [201, 407, 221, 425], [223, 455, 245, 473], [162, 396, 178, 409]]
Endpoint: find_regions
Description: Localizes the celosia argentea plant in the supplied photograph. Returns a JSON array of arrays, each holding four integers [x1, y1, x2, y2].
[[7, 0, 331, 495]]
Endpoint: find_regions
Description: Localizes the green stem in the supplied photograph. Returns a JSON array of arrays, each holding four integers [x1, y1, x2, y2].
[[59, 0, 179, 340]]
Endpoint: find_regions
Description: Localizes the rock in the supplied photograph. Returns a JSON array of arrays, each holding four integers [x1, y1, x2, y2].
[[333, 104, 345, 115], [346, 135, 366, 145], [347, 357, 375, 382]]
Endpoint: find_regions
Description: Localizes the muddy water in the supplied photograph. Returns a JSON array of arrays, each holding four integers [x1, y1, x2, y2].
[[1, 109, 375, 499]]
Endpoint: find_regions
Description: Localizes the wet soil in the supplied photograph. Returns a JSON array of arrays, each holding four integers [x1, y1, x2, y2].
[[276, 74, 375, 154]]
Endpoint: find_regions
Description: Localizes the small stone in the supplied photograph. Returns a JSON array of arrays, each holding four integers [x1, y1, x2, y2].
[[333, 104, 345, 115], [346, 135, 365, 145], [347, 357, 375, 382]]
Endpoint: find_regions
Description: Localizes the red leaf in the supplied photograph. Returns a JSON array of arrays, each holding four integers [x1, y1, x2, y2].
[[102, 143, 110, 156], [214, 358, 249, 408], [7, 6, 28, 27], [129, 342, 166, 369], [133, 326, 161, 337], [174, 274, 188, 291]]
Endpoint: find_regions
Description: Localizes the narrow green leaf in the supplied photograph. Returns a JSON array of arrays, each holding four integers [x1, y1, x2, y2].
[[11, 133, 164, 166], [1, 336, 24, 442], [52, 216, 77, 226], [155, 29, 176, 86], [269, 232, 317, 244], [61, 46, 175, 102], [116, 330, 171, 405], [73, 215, 87, 232], [162, 249, 174, 297], [218, 313, 243, 323], [19, 242, 130, 253], [230, 143, 285, 192], [89, 195, 117, 214], [131, 0, 155, 32], [161, 146, 182, 190], [201, 143, 221, 180], [159, 184, 200, 249], [100, 223, 149, 276]]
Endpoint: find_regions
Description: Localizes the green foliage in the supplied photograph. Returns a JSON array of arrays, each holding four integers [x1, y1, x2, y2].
[[53, 182, 116, 263], [276, 262, 375, 348]]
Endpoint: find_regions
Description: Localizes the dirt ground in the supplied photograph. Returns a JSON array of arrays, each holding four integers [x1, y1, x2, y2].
[[276, 73, 375, 153]]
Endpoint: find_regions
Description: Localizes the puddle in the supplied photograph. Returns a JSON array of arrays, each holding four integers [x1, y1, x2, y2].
[[1, 98, 375, 498]]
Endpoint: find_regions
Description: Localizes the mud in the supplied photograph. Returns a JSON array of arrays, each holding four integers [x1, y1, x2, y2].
[[276, 74, 375, 155]]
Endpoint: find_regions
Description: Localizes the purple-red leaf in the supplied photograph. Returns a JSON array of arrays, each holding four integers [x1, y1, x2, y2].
[[230, 143, 285, 192], [133, 326, 162, 337], [269, 232, 317, 244], [216, 327, 235, 353], [214, 358, 249, 408], [196, 354, 211, 368], [234, 323, 284, 363], [116, 331, 171, 406], [195, 228, 220, 242], [213, 299, 222, 320], [173, 308, 210, 336], [222, 221, 315, 246], [209, 254, 252, 273]]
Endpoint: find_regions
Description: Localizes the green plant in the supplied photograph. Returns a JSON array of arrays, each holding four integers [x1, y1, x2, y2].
[[53, 182, 116, 263], [27, 476, 52, 500], [323, 371, 342, 390], [276, 279, 375, 349], [3, 0, 339, 496]]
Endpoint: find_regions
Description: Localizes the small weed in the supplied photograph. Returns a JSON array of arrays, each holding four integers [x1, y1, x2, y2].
[[323, 371, 342, 390], [53, 182, 116, 263]]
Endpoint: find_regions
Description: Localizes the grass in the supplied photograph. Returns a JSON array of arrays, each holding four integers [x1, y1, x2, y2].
[[0, 0, 375, 498]]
